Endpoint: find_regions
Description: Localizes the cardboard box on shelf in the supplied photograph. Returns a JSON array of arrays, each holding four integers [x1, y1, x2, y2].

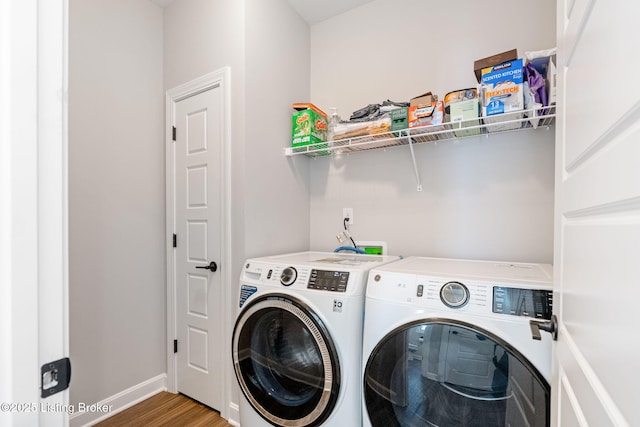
[[291, 103, 328, 148], [481, 58, 524, 132], [406, 91, 444, 140], [410, 91, 437, 107], [450, 99, 481, 137], [443, 88, 478, 123], [408, 102, 443, 128], [408, 100, 445, 141], [473, 49, 518, 83]]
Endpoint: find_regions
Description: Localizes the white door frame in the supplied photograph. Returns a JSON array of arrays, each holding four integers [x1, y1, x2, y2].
[[1, 0, 69, 425], [165, 68, 233, 419]]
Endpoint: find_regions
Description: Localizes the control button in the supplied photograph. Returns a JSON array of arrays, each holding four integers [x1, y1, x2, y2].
[[440, 281, 470, 308], [280, 267, 297, 286], [417, 284, 424, 297]]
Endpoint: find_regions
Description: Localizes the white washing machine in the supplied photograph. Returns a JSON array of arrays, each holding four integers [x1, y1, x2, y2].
[[362, 256, 554, 427], [232, 251, 400, 427]]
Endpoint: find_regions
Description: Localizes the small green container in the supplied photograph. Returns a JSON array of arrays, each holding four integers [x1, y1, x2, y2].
[[390, 107, 408, 136]]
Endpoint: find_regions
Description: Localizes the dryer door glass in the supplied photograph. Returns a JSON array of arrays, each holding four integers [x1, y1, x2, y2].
[[233, 295, 340, 427], [364, 320, 550, 427]]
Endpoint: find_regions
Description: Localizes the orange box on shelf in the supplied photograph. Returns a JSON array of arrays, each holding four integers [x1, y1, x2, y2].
[[407, 101, 444, 129]]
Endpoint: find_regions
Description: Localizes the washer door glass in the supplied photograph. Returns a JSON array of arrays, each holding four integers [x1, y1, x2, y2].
[[233, 295, 340, 427], [364, 320, 549, 427]]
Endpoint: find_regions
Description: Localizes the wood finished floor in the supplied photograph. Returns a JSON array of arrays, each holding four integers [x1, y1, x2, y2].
[[94, 392, 232, 427]]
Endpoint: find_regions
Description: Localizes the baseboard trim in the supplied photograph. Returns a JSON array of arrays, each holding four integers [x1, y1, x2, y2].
[[227, 401, 241, 427], [69, 374, 167, 427]]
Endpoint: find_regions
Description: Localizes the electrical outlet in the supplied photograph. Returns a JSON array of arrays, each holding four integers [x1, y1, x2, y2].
[[343, 208, 354, 226]]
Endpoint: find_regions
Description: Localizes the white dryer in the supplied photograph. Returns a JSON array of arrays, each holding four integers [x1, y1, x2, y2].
[[362, 256, 554, 427], [232, 251, 399, 427]]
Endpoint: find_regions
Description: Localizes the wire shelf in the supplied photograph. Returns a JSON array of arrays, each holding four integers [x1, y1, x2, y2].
[[284, 106, 556, 157]]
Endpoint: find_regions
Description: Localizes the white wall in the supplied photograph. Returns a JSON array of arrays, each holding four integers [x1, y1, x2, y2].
[[244, 0, 311, 259], [309, 0, 557, 263], [69, 0, 165, 407], [163, 0, 245, 91], [164, 0, 311, 420]]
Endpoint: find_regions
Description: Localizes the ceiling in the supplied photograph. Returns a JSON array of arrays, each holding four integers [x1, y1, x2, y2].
[[149, 0, 374, 25], [286, 0, 374, 25], [149, 0, 174, 7]]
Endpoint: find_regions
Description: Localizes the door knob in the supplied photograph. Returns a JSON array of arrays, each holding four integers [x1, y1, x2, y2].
[[196, 261, 218, 272], [529, 314, 558, 341]]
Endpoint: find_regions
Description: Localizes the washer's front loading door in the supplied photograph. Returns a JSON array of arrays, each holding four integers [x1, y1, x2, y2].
[[363, 320, 550, 427], [232, 295, 341, 427]]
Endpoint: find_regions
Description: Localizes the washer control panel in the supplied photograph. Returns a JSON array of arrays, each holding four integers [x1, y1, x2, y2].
[[307, 269, 350, 292]]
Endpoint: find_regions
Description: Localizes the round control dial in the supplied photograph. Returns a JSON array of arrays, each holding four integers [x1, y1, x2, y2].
[[440, 281, 470, 308], [280, 267, 297, 286]]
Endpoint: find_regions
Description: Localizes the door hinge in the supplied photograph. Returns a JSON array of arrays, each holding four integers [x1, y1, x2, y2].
[[172, 126, 176, 141], [41, 357, 71, 398], [174, 339, 178, 353], [173, 233, 177, 248]]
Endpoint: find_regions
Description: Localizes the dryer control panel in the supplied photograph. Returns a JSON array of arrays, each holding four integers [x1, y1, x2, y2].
[[492, 286, 553, 320]]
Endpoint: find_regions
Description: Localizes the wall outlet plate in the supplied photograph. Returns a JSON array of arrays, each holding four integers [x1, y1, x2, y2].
[[342, 208, 354, 225]]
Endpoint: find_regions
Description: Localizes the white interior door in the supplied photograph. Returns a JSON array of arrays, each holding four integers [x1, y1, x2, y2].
[[554, 1, 640, 426], [174, 85, 224, 411]]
